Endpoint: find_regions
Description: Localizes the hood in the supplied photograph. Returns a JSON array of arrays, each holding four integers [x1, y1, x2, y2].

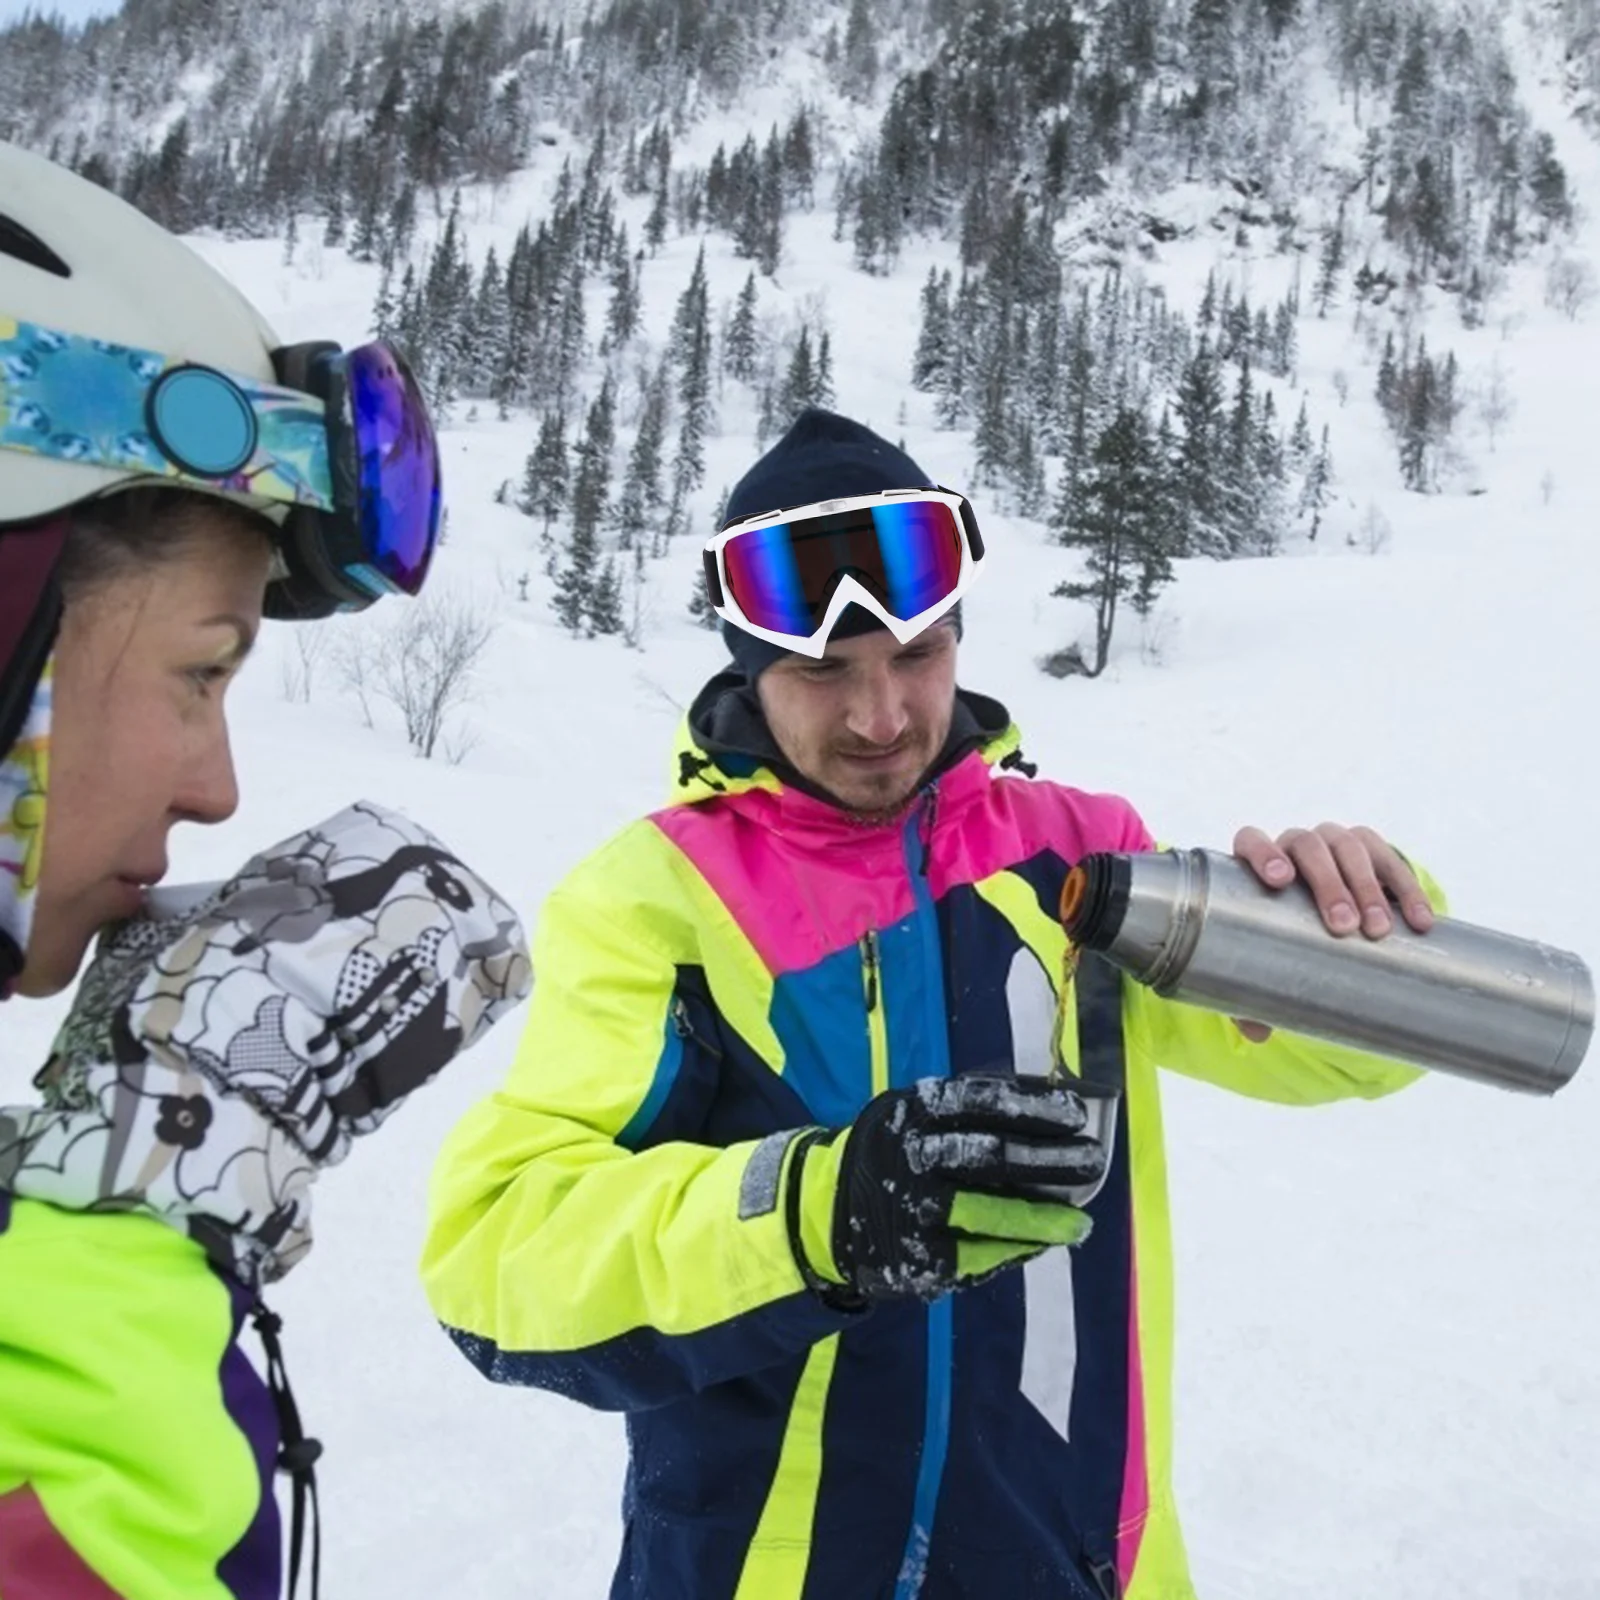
[[0, 518, 65, 996], [672, 667, 1028, 812]]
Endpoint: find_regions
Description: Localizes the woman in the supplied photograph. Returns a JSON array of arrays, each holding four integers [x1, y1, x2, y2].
[[0, 142, 529, 1599]]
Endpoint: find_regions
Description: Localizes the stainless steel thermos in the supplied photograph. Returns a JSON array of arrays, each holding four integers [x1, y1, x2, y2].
[[1059, 848, 1593, 1095]]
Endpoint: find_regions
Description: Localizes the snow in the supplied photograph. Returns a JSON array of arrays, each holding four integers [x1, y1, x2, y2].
[[6, 12, 1600, 1598]]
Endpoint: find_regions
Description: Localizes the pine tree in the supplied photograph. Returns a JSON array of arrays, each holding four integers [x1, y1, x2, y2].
[[1251, 391, 1287, 555], [1052, 407, 1174, 677], [1313, 206, 1346, 318], [843, 0, 877, 98], [612, 363, 670, 548], [602, 227, 640, 352], [1377, 332, 1400, 426], [670, 246, 711, 372], [972, 308, 1015, 491], [668, 256, 714, 536], [552, 529, 596, 635], [912, 268, 952, 392], [1174, 336, 1226, 555], [392, 257, 423, 354], [783, 107, 816, 207], [372, 262, 399, 341], [588, 557, 625, 636], [1398, 339, 1436, 492], [725, 271, 760, 383], [1011, 421, 1048, 520], [519, 411, 570, 541], [758, 129, 785, 277], [1299, 424, 1334, 541], [553, 379, 616, 635], [781, 327, 818, 420], [1189, 0, 1235, 87], [1222, 357, 1260, 554], [466, 247, 505, 398], [1288, 397, 1314, 467], [815, 329, 835, 411], [1529, 132, 1573, 236], [322, 179, 346, 247], [387, 182, 418, 272], [734, 137, 767, 262], [553, 260, 587, 412], [1271, 296, 1298, 378], [645, 170, 669, 253], [420, 190, 473, 408], [351, 188, 383, 262], [1027, 297, 1062, 445], [570, 375, 616, 551]]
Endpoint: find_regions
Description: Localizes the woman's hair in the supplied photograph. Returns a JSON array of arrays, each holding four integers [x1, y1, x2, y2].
[[57, 489, 274, 600]]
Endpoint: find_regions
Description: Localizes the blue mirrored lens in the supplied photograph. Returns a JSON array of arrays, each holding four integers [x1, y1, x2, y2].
[[722, 499, 964, 636], [345, 343, 440, 594], [870, 501, 964, 617]]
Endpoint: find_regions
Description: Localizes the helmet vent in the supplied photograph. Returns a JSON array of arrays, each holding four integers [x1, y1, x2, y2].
[[0, 215, 71, 278]]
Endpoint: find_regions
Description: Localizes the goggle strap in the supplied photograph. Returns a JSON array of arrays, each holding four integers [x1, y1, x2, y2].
[[702, 547, 726, 609], [265, 506, 377, 620], [270, 341, 343, 396], [956, 498, 985, 562]]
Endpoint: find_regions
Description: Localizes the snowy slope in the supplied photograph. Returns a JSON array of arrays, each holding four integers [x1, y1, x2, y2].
[[6, 15, 1600, 1600]]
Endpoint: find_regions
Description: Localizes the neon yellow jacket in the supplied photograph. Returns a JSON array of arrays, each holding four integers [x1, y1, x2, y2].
[[424, 682, 1432, 1600], [0, 1193, 280, 1598]]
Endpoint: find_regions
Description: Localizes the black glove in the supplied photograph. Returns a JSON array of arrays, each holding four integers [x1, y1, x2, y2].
[[787, 1075, 1107, 1303]]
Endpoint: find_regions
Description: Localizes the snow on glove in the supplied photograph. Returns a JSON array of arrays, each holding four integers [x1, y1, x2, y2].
[[0, 801, 531, 1286], [785, 1076, 1104, 1304]]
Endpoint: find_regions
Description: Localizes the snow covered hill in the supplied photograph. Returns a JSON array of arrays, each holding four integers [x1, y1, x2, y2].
[[5, 1, 1600, 1596]]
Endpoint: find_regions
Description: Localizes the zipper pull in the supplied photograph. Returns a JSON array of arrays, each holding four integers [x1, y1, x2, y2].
[[860, 930, 880, 1011], [1088, 1557, 1122, 1600], [670, 997, 692, 1038]]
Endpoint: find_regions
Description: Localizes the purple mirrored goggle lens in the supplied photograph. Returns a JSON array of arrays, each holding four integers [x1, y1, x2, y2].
[[343, 341, 441, 596], [721, 499, 967, 638]]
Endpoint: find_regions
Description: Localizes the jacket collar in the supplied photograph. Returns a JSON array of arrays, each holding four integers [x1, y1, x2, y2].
[[669, 667, 1031, 836]]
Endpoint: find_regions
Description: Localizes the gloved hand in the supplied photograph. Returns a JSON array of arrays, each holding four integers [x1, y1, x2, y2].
[[0, 801, 531, 1285], [786, 1076, 1106, 1303]]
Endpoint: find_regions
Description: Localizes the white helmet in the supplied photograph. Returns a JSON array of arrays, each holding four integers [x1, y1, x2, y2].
[[1, 141, 443, 619], [0, 138, 290, 526]]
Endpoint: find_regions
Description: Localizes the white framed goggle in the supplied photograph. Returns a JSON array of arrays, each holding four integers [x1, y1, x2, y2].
[[702, 486, 986, 658]]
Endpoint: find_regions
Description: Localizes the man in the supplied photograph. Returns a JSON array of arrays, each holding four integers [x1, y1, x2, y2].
[[422, 409, 1440, 1600]]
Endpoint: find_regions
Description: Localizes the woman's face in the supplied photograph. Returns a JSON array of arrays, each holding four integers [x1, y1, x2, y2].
[[16, 510, 270, 996]]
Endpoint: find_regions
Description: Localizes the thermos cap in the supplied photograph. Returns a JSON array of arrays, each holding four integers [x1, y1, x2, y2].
[[1060, 856, 1133, 952]]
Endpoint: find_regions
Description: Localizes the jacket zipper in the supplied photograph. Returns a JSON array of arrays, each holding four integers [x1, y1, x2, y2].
[[859, 930, 889, 1097], [893, 788, 956, 1600], [670, 995, 722, 1059]]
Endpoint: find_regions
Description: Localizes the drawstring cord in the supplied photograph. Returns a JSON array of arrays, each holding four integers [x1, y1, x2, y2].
[[251, 1302, 323, 1600], [677, 750, 727, 792]]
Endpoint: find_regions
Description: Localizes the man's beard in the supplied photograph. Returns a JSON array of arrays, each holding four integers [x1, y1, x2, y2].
[[831, 742, 938, 823]]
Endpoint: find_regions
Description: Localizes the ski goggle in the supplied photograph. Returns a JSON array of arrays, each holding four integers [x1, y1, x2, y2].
[[703, 488, 986, 656], [0, 314, 441, 617]]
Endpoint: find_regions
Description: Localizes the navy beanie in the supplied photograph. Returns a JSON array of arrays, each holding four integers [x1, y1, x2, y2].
[[718, 408, 962, 683]]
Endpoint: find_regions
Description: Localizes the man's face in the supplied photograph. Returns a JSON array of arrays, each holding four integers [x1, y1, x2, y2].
[[757, 621, 959, 817]]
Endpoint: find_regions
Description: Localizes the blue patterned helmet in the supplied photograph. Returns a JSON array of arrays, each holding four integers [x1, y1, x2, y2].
[[0, 139, 290, 530]]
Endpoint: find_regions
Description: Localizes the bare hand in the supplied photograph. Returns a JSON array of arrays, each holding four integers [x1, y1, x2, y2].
[[1228, 823, 1436, 1043]]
